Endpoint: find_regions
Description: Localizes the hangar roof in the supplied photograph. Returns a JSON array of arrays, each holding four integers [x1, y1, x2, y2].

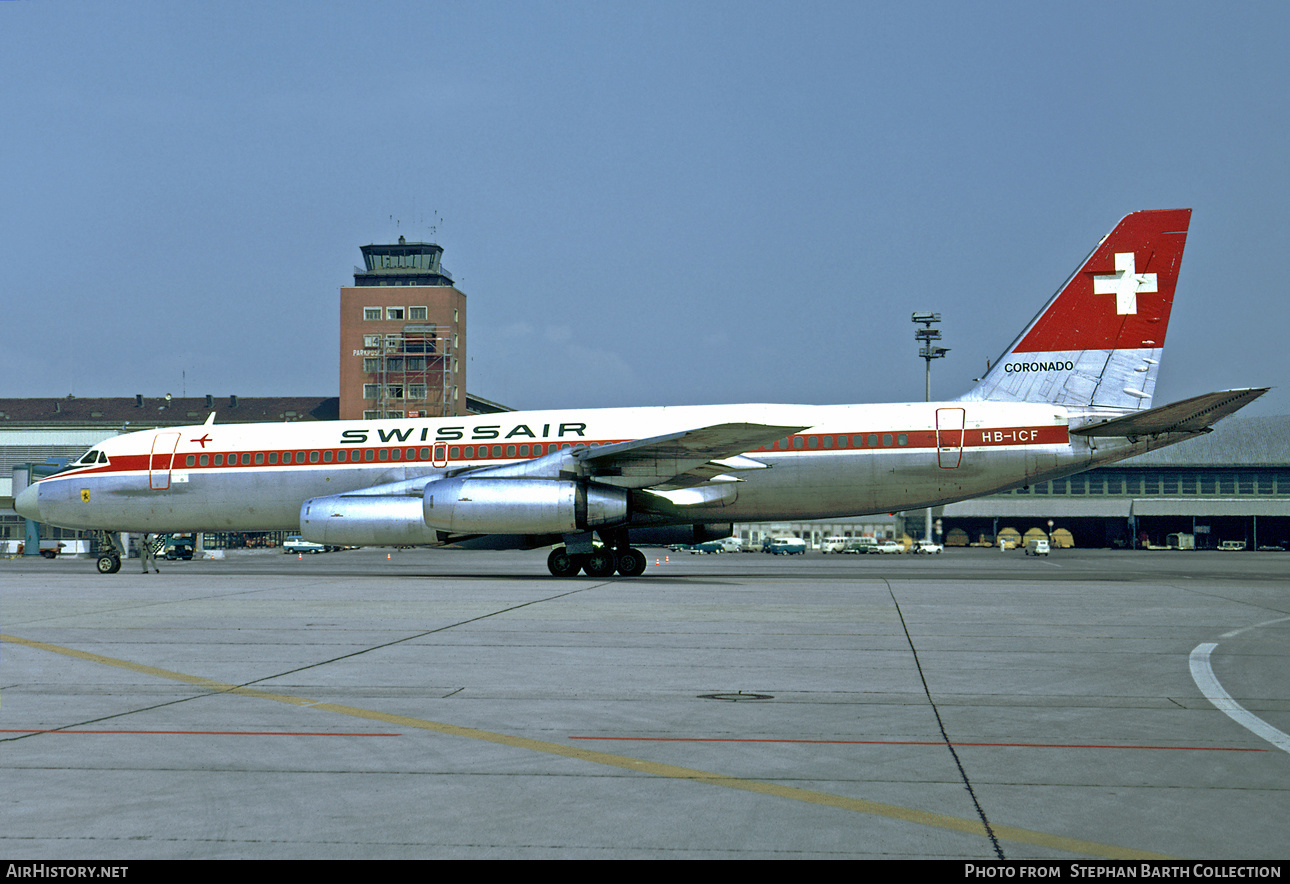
[[0, 397, 339, 428], [1125, 415, 1290, 468], [0, 393, 509, 429]]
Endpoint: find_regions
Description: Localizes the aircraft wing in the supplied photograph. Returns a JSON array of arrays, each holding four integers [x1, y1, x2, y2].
[[1070, 388, 1269, 438], [569, 422, 806, 489], [462, 421, 806, 490]]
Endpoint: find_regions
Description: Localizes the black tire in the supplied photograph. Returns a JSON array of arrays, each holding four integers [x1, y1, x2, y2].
[[616, 548, 647, 577], [96, 555, 121, 574], [583, 549, 617, 578], [547, 547, 581, 578]]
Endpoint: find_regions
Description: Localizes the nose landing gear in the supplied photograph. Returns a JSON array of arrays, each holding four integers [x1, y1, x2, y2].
[[93, 531, 123, 574]]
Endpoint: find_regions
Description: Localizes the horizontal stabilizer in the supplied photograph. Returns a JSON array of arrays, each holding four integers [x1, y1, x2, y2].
[[1070, 388, 1269, 437]]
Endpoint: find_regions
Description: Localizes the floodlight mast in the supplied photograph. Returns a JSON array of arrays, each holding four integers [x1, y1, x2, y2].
[[911, 312, 949, 402], [912, 312, 949, 543]]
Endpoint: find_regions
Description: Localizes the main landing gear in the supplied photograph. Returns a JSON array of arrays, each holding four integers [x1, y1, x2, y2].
[[547, 545, 648, 578]]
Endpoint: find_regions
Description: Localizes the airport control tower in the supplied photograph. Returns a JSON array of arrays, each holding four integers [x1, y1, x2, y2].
[[339, 236, 467, 420]]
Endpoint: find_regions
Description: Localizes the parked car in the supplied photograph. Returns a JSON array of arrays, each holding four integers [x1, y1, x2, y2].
[[843, 537, 879, 554], [874, 540, 904, 554], [284, 535, 328, 554], [912, 540, 943, 554], [1217, 540, 1247, 551], [689, 540, 725, 554]]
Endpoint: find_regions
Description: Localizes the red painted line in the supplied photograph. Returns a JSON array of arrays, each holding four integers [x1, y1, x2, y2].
[[567, 736, 1265, 752], [1, 729, 398, 736]]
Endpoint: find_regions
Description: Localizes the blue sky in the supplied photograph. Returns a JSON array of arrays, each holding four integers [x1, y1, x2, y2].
[[3, 1, 1288, 415]]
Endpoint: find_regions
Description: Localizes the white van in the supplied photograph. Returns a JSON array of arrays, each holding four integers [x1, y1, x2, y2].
[[766, 537, 807, 555], [820, 536, 850, 553], [1024, 539, 1050, 556]]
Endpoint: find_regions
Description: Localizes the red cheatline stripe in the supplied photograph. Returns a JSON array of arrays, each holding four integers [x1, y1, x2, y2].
[[46, 424, 1071, 480], [568, 736, 1264, 751], [1, 729, 398, 736]]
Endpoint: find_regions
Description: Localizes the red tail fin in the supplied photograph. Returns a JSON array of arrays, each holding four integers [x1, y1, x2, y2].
[[965, 209, 1191, 410]]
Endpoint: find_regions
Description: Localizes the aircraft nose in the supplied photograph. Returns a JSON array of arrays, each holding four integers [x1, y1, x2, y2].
[[14, 483, 40, 521]]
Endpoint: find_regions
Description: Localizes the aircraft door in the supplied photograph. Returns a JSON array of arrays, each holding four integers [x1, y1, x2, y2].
[[936, 408, 965, 469], [432, 443, 448, 469], [149, 432, 182, 490]]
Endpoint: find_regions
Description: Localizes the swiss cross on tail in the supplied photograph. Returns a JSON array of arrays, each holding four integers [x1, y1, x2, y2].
[[1093, 252, 1157, 315], [1012, 208, 1191, 353]]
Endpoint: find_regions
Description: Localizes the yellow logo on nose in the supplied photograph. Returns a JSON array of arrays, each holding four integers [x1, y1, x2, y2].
[[80, 490, 91, 502]]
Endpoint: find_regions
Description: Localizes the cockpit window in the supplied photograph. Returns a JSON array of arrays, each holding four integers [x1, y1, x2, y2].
[[53, 448, 108, 475]]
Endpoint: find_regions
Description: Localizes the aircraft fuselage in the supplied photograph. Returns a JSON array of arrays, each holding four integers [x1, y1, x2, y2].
[[20, 400, 1144, 536]]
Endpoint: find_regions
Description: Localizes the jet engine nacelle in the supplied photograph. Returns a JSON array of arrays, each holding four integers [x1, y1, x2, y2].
[[300, 494, 437, 547], [422, 477, 628, 535]]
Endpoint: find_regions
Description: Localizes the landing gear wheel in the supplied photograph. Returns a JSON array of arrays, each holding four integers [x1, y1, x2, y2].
[[582, 549, 617, 578], [547, 547, 581, 578], [615, 548, 647, 577], [96, 554, 121, 574]]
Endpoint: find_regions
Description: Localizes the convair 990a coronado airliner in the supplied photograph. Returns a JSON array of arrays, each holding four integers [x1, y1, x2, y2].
[[16, 210, 1266, 577]]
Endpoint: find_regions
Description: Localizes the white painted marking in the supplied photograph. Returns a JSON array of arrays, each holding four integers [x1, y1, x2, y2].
[[1220, 615, 1290, 641], [1093, 252, 1157, 315], [1189, 642, 1290, 754]]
